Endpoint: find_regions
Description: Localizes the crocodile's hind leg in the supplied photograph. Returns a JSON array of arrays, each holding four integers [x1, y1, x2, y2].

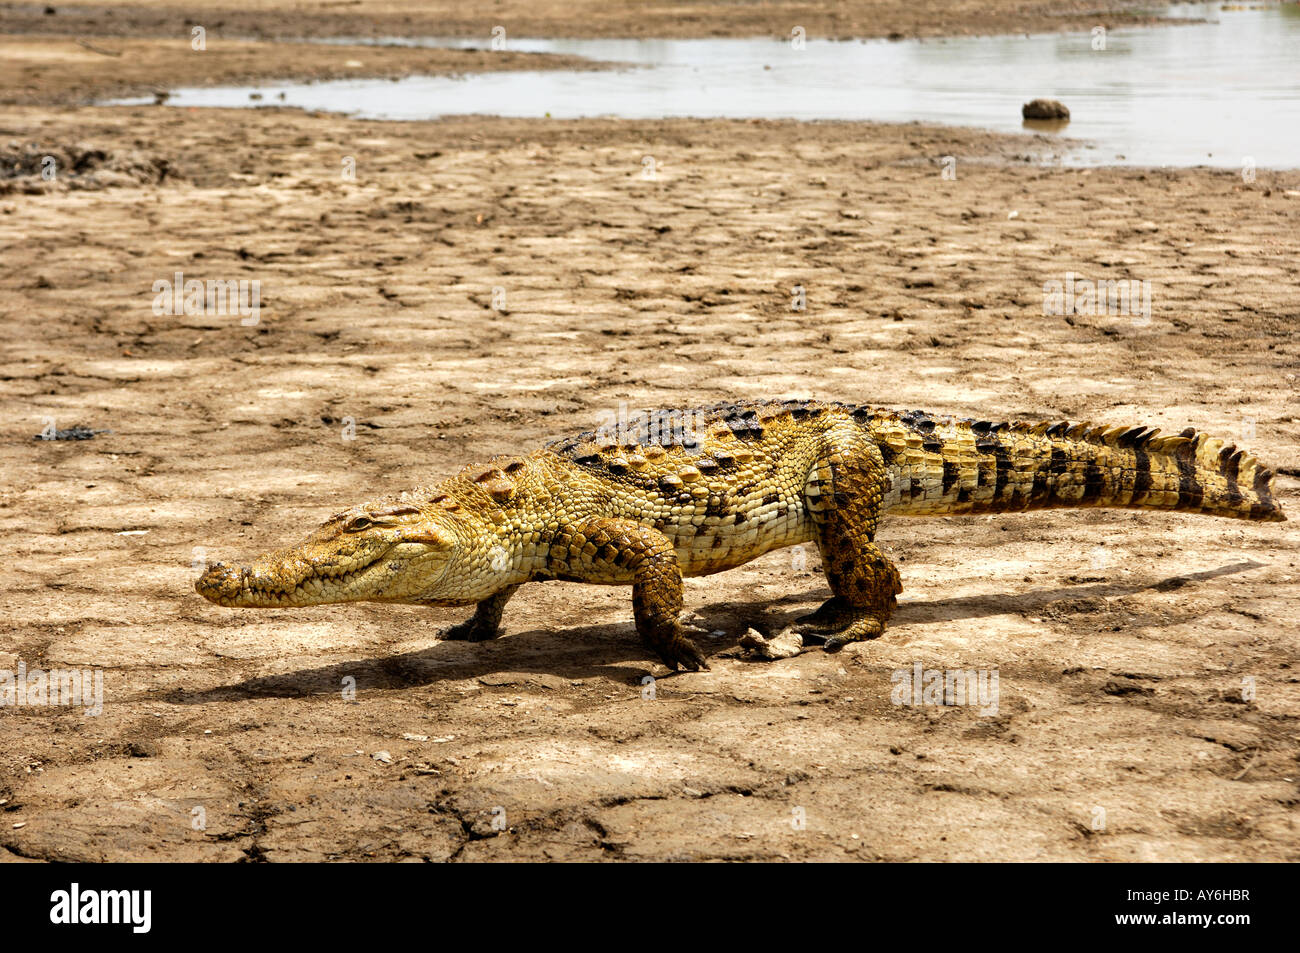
[[796, 427, 902, 652], [440, 584, 521, 641], [550, 518, 709, 673]]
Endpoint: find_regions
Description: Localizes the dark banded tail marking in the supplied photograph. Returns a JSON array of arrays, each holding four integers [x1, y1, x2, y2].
[[942, 460, 960, 494], [1250, 465, 1277, 520], [1173, 439, 1204, 510], [1220, 445, 1243, 505], [1081, 461, 1105, 504], [1132, 445, 1153, 505]]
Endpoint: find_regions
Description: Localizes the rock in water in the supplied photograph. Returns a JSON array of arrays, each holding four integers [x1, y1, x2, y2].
[[1022, 98, 1070, 120]]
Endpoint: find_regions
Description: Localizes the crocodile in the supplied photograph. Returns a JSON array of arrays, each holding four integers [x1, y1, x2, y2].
[[195, 400, 1286, 671]]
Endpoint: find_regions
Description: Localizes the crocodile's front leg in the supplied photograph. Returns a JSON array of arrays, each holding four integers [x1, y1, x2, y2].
[[550, 518, 709, 672], [439, 584, 521, 642]]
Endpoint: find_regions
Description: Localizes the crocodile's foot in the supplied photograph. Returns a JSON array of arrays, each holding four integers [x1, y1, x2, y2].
[[794, 599, 886, 652], [438, 617, 502, 643], [654, 624, 710, 673]]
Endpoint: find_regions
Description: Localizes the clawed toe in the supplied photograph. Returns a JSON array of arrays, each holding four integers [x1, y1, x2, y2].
[[658, 636, 710, 672], [803, 614, 886, 651]]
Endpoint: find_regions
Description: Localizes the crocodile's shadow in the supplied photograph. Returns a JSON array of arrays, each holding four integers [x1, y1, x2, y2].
[[163, 560, 1262, 704]]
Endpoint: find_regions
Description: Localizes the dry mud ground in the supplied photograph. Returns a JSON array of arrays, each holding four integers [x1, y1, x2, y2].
[[1, 100, 1299, 860]]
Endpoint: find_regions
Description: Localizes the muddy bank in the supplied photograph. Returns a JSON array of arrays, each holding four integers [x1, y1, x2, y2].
[[1, 0, 1192, 42], [0, 105, 1296, 861], [0, 34, 604, 106]]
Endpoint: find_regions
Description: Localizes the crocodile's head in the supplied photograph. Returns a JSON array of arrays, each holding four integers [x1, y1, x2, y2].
[[195, 500, 468, 608]]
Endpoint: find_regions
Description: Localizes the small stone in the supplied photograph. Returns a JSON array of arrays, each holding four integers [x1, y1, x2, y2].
[[372, 750, 394, 764], [738, 626, 804, 660]]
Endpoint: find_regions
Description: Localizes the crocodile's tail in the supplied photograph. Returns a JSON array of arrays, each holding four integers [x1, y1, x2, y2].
[[874, 414, 1286, 522]]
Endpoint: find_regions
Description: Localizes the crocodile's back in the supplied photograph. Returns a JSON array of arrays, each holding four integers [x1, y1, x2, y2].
[[541, 400, 846, 575]]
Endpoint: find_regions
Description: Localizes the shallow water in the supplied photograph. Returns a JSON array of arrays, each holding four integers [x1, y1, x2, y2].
[[114, 3, 1300, 168]]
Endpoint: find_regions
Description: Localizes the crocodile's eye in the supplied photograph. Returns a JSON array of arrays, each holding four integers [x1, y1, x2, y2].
[[345, 515, 374, 532]]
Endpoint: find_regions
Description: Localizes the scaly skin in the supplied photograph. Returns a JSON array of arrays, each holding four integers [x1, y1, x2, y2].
[[195, 400, 1286, 671]]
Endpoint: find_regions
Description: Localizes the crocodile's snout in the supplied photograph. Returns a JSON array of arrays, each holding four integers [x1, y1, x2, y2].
[[195, 559, 303, 607], [194, 543, 404, 607], [194, 561, 247, 606]]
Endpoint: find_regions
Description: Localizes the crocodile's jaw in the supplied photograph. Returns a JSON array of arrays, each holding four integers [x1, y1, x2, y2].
[[195, 539, 452, 608], [196, 551, 381, 607]]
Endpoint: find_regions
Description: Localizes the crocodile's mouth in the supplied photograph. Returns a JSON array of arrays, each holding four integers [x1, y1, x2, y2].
[[196, 547, 390, 608]]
